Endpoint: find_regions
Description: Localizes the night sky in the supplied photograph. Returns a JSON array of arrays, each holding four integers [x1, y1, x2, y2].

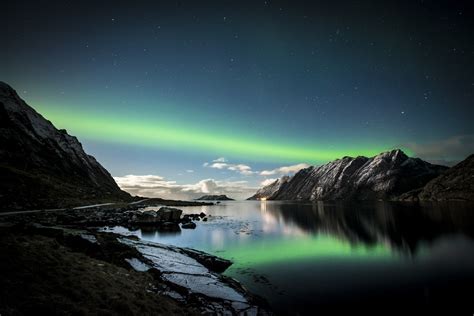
[[2, 1, 473, 199]]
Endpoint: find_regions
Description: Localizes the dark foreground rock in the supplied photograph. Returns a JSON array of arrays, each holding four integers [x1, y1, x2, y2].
[[0, 223, 271, 315], [0, 225, 197, 315]]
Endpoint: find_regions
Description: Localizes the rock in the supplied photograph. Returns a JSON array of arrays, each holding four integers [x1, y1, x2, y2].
[[157, 207, 182, 221], [181, 222, 196, 229], [199, 212, 206, 218], [181, 216, 192, 223], [181, 248, 232, 273], [248, 149, 448, 201], [118, 238, 269, 314], [133, 210, 160, 224], [202, 217, 208, 222]]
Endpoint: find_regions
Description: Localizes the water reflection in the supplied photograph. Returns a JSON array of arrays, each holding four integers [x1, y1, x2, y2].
[[262, 201, 474, 255], [132, 201, 474, 258]]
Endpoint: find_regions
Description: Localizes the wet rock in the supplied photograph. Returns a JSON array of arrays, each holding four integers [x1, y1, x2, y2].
[[181, 248, 232, 273], [181, 222, 196, 229], [125, 257, 151, 272], [118, 238, 268, 314], [199, 212, 206, 218], [181, 215, 192, 223]]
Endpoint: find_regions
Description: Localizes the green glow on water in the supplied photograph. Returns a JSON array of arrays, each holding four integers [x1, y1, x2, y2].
[[216, 235, 391, 268]]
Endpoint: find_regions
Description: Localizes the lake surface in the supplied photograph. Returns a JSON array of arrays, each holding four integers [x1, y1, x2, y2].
[[111, 201, 474, 314]]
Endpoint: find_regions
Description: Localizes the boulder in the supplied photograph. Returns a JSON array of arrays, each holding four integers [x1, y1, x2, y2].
[[157, 207, 183, 221]]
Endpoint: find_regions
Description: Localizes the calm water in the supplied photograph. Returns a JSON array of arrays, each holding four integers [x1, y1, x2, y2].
[[112, 201, 474, 314]]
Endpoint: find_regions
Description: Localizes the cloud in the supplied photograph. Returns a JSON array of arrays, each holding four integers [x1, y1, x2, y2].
[[186, 169, 194, 173], [227, 164, 254, 175], [260, 163, 309, 176], [114, 175, 257, 200], [209, 162, 228, 169], [260, 178, 278, 186], [403, 134, 474, 166], [213, 157, 227, 163], [205, 158, 255, 175]]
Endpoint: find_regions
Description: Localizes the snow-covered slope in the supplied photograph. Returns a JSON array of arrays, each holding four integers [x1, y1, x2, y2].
[[0, 81, 130, 209], [247, 176, 291, 200]]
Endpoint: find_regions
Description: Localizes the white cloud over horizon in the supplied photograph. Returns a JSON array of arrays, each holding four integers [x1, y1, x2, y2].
[[114, 174, 258, 200]]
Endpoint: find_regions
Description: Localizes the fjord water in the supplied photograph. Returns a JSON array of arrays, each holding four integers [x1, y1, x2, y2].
[[123, 201, 474, 314]]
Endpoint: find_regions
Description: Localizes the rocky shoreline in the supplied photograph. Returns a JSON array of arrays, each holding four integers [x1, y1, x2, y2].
[[0, 205, 271, 315]]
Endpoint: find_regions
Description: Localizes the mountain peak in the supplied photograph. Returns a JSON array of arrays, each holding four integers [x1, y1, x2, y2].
[[250, 150, 447, 201]]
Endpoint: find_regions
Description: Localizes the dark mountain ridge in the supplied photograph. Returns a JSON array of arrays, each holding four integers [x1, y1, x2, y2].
[[0, 82, 131, 210]]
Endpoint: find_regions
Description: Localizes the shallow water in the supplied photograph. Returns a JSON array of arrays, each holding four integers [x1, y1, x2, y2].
[[110, 201, 474, 314]]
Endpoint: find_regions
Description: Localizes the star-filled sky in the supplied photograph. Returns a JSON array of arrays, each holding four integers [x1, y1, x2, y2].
[[2, 0, 474, 199]]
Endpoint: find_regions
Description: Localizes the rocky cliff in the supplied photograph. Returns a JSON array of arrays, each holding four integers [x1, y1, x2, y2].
[[250, 150, 448, 201], [247, 175, 291, 200], [399, 154, 474, 201], [0, 82, 131, 210]]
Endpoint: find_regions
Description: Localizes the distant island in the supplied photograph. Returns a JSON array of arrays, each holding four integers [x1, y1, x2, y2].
[[195, 195, 235, 201]]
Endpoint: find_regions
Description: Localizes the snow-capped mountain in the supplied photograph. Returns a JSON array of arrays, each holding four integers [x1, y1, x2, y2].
[[249, 149, 448, 201]]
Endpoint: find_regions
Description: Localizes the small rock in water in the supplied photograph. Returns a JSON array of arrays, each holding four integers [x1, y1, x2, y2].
[[181, 222, 197, 229], [203, 217, 208, 222], [199, 212, 206, 218]]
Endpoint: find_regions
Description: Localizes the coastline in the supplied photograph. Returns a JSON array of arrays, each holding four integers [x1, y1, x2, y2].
[[0, 205, 271, 315]]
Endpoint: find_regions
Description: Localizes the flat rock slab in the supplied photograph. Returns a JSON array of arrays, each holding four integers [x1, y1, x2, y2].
[[119, 238, 264, 314]]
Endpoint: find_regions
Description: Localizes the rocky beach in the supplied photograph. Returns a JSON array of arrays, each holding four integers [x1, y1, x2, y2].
[[0, 202, 271, 315]]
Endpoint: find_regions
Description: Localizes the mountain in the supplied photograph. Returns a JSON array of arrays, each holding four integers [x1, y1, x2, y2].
[[249, 149, 448, 201], [247, 175, 290, 200], [399, 154, 474, 201], [195, 195, 234, 201], [0, 82, 131, 210]]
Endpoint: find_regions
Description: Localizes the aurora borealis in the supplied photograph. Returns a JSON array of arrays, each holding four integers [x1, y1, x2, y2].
[[2, 0, 474, 198]]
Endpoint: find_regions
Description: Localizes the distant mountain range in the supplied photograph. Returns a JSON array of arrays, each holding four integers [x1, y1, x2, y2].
[[249, 150, 474, 201], [0, 82, 131, 210], [195, 195, 234, 201]]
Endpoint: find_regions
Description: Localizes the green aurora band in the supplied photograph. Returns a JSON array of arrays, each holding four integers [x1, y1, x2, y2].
[[36, 105, 410, 164]]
